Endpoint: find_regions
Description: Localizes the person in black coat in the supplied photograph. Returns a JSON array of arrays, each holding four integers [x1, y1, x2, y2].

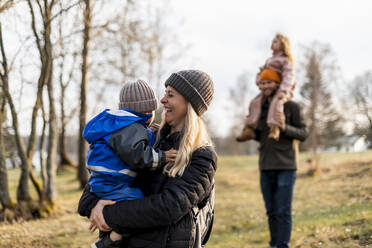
[[78, 70, 217, 248], [252, 74, 308, 248]]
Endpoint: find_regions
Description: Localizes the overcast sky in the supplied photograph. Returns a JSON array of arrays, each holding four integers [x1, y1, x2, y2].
[[165, 0, 372, 136]]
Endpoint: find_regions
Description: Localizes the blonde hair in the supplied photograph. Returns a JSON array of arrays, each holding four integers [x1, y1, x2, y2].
[[275, 33, 294, 65], [158, 103, 214, 178]]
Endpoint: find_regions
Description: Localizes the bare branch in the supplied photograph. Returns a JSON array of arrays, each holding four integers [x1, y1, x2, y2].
[[36, 0, 44, 19], [47, 0, 82, 25], [9, 36, 33, 71], [27, 0, 43, 57], [0, 0, 14, 13], [0, 25, 8, 80]]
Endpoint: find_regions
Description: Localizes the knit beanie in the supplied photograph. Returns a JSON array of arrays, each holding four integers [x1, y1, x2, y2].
[[259, 69, 281, 83], [118, 80, 158, 113], [164, 70, 214, 116]]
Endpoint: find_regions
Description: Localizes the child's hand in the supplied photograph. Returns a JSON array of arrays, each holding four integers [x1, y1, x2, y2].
[[278, 91, 286, 100], [165, 149, 177, 163], [149, 122, 160, 132]]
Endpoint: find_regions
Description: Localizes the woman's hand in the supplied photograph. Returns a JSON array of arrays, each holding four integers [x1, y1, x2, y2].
[[89, 199, 116, 232], [165, 149, 177, 163]]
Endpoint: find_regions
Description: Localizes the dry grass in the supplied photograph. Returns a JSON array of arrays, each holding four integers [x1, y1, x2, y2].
[[0, 168, 96, 248], [211, 150, 372, 248], [1, 150, 372, 247]]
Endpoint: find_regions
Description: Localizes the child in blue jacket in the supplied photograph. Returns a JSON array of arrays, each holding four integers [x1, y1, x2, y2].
[[83, 80, 176, 248]]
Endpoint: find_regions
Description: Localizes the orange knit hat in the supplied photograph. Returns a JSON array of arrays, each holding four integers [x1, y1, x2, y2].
[[259, 69, 281, 83]]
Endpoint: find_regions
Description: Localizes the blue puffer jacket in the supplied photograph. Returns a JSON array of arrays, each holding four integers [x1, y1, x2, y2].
[[83, 109, 156, 202]]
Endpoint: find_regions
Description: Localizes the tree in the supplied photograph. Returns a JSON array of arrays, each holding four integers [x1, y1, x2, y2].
[[77, 0, 91, 189], [0, 1, 16, 214], [56, 1, 79, 169], [0, 23, 31, 203], [299, 42, 344, 174], [142, 3, 175, 96], [43, 0, 58, 204], [86, 1, 182, 113], [350, 71, 372, 148], [229, 72, 253, 134], [26, 0, 59, 205], [225, 71, 258, 155], [0, 91, 14, 212]]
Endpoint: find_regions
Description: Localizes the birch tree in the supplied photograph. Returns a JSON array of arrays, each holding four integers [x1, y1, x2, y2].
[[77, 0, 91, 188]]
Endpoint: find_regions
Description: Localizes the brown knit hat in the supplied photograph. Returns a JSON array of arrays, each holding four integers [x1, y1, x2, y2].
[[164, 70, 214, 116], [118, 80, 158, 113]]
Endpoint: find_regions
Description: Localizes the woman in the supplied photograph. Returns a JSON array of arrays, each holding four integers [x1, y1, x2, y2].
[[78, 69, 217, 248]]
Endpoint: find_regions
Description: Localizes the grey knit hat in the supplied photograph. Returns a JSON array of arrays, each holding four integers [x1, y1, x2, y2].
[[118, 80, 158, 113], [164, 70, 214, 116]]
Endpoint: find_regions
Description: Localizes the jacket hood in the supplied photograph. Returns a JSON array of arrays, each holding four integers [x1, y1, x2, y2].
[[83, 109, 151, 143]]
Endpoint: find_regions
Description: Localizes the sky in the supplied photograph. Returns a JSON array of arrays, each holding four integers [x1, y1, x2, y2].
[[165, 0, 372, 136]]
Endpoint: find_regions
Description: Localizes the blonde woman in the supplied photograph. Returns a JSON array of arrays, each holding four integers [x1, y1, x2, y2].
[[78, 70, 217, 248], [237, 33, 295, 142]]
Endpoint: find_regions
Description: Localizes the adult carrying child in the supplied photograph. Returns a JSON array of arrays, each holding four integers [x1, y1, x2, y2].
[[237, 33, 295, 142]]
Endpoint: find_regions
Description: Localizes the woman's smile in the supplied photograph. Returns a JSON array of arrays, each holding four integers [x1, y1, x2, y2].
[[160, 86, 188, 132]]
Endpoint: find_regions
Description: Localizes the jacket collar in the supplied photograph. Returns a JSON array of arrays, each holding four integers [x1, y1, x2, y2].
[[159, 124, 183, 150]]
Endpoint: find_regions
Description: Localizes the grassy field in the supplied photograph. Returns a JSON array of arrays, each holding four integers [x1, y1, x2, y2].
[[1, 150, 372, 248]]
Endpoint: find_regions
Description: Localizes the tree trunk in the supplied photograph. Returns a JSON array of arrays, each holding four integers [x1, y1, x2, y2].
[[310, 53, 320, 176], [58, 80, 76, 168], [25, 75, 44, 201], [25, 57, 45, 202], [77, 0, 91, 189], [25, 0, 55, 202], [39, 102, 47, 202], [0, 95, 13, 210], [44, 1, 57, 204], [57, 10, 76, 170], [59, 134, 76, 167]]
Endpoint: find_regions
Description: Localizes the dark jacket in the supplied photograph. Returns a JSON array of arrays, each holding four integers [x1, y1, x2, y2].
[[255, 100, 307, 170], [78, 124, 218, 248]]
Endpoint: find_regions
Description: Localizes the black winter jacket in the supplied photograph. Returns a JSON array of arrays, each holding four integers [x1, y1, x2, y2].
[[255, 100, 307, 170], [78, 124, 217, 248]]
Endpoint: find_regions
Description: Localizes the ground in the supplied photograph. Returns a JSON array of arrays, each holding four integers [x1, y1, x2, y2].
[[1, 150, 372, 247]]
